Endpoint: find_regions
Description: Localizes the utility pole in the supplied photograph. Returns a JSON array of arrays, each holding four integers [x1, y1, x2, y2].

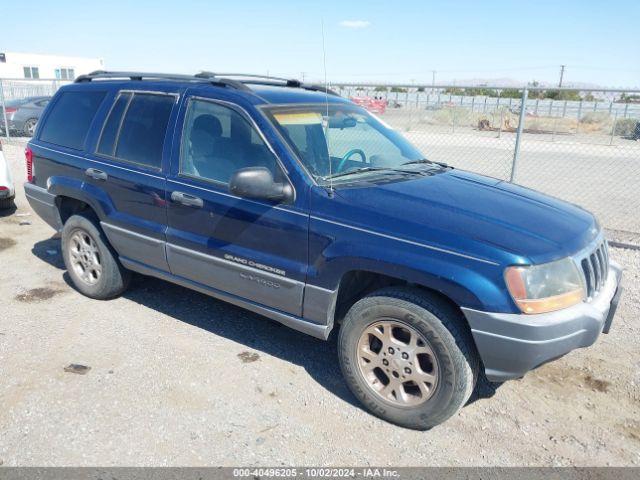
[[558, 65, 565, 87], [301, 72, 306, 82], [431, 70, 436, 88]]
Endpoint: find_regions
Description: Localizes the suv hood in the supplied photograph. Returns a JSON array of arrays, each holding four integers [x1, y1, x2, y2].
[[327, 169, 598, 264]]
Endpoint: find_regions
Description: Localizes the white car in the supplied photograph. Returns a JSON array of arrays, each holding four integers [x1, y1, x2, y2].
[[0, 142, 15, 209]]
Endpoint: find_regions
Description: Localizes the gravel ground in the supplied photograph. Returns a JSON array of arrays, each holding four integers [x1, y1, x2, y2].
[[0, 141, 639, 466]]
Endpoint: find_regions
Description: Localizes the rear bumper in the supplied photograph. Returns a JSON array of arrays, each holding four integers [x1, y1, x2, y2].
[[462, 261, 623, 382], [24, 183, 62, 232]]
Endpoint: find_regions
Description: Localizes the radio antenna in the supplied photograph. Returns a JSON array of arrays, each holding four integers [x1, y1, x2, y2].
[[321, 19, 334, 195]]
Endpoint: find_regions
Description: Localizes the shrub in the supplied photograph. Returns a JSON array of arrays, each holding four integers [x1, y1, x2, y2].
[[580, 112, 610, 124], [614, 118, 639, 136]]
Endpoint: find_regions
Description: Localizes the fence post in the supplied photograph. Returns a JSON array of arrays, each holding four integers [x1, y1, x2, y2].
[[576, 100, 583, 134], [451, 107, 456, 134], [0, 79, 10, 140], [509, 87, 528, 183], [609, 110, 618, 146]]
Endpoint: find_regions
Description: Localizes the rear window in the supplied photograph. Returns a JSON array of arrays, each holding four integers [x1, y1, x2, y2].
[[97, 92, 175, 169], [39, 90, 106, 150]]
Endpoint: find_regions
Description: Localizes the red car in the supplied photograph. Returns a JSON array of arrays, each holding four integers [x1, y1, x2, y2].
[[349, 96, 387, 114]]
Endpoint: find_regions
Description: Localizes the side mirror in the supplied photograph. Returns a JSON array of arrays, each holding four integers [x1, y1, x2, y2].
[[229, 167, 294, 203]]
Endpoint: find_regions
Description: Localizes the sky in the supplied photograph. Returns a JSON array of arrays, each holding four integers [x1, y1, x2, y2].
[[2, 0, 639, 88]]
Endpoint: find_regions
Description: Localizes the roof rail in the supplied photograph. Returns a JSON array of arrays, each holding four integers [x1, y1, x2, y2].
[[75, 70, 251, 91], [74, 70, 339, 96], [196, 71, 340, 96]]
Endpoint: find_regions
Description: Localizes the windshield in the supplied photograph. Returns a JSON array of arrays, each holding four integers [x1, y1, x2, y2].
[[265, 104, 426, 184]]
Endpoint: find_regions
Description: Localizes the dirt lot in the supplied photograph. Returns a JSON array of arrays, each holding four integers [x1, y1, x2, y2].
[[0, 141, 639, 466]]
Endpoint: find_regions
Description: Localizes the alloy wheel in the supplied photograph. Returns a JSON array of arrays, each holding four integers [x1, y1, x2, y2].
[[68, 229, 102, 285], [356, 320, 439, 406]]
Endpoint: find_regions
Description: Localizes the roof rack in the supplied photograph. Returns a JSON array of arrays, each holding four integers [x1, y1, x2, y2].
[[196, 71, 340, 96], [74, 70, 340, 96], [75, 70, 251, 91]]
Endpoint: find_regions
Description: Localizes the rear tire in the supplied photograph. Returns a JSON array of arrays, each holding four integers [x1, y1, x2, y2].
[[338, 286, 479, 430], [61, 213, 130, 299], [0, 196, 15, 209]]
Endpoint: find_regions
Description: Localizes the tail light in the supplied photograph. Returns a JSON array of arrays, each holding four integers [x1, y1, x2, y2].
[[0, 186, 7, 191], [25, 146, 34, 183], [3, 107, 17, 119]]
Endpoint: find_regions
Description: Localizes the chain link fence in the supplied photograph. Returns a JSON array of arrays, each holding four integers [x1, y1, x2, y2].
[[1, 78, 639, 238], [337, 84, 640, 238]]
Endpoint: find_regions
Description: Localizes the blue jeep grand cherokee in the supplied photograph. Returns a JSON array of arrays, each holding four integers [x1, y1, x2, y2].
[[24, 71, 623, 429]]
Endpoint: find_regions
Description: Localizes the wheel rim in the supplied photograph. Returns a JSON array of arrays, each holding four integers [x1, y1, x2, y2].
[[356, 320, 439, 407], [68, 229, 102, 285], [26, 120, 37, 135]]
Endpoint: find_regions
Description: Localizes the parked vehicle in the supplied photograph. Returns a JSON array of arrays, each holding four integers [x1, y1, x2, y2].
[[0, 96, 52, 137], [25, 71, 623, 430], [349, 96, 387, 114], [0, 142, 15, 209]]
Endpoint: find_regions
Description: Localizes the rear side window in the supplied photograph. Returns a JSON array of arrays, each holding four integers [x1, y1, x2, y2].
[[97, 92, 175, 169], [97, 93, 131, 156], [39, 91, 106, 150]]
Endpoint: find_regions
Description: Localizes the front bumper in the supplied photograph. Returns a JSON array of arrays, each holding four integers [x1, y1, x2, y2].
[[462, 261, 623, 382]]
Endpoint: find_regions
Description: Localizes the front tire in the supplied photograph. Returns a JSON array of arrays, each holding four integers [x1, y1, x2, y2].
[[61, 213, 130, 299], [338, 287, 479, 430]]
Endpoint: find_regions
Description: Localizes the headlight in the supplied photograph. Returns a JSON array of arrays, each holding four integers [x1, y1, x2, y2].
[[504, 257, 585, 314]]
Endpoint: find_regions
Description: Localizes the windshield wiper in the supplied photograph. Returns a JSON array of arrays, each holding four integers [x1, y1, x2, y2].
[[322, 167, 390, 181], [401, 158, 450, 168], [322, 166, 424, 181]]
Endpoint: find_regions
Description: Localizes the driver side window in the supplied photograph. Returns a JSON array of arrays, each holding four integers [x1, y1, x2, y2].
[[180, 99, 279, 185]]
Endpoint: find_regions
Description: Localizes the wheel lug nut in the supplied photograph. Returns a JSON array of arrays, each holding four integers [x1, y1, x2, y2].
[[382, 359, 389, 366], [401, 352, 409, 360], [404, 367, 411, 374], [388, 347, 395, 354]]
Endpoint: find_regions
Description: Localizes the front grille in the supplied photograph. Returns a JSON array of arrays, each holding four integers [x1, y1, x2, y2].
[[579, 239, 609, 299]]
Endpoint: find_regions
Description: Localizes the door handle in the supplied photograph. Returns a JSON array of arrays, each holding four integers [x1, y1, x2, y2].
[[85, 168, 108, 181], [171, 191, 203, 208]]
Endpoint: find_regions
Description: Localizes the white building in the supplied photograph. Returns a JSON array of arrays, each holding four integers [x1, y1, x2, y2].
[[0, 52, 104, 80]]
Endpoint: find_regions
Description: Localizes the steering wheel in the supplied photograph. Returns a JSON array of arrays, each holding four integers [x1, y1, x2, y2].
[[336, 149, 367, 172]]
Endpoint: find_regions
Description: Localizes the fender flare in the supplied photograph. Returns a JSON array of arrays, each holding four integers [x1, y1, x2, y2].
[[47, 176, 115, 221]]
